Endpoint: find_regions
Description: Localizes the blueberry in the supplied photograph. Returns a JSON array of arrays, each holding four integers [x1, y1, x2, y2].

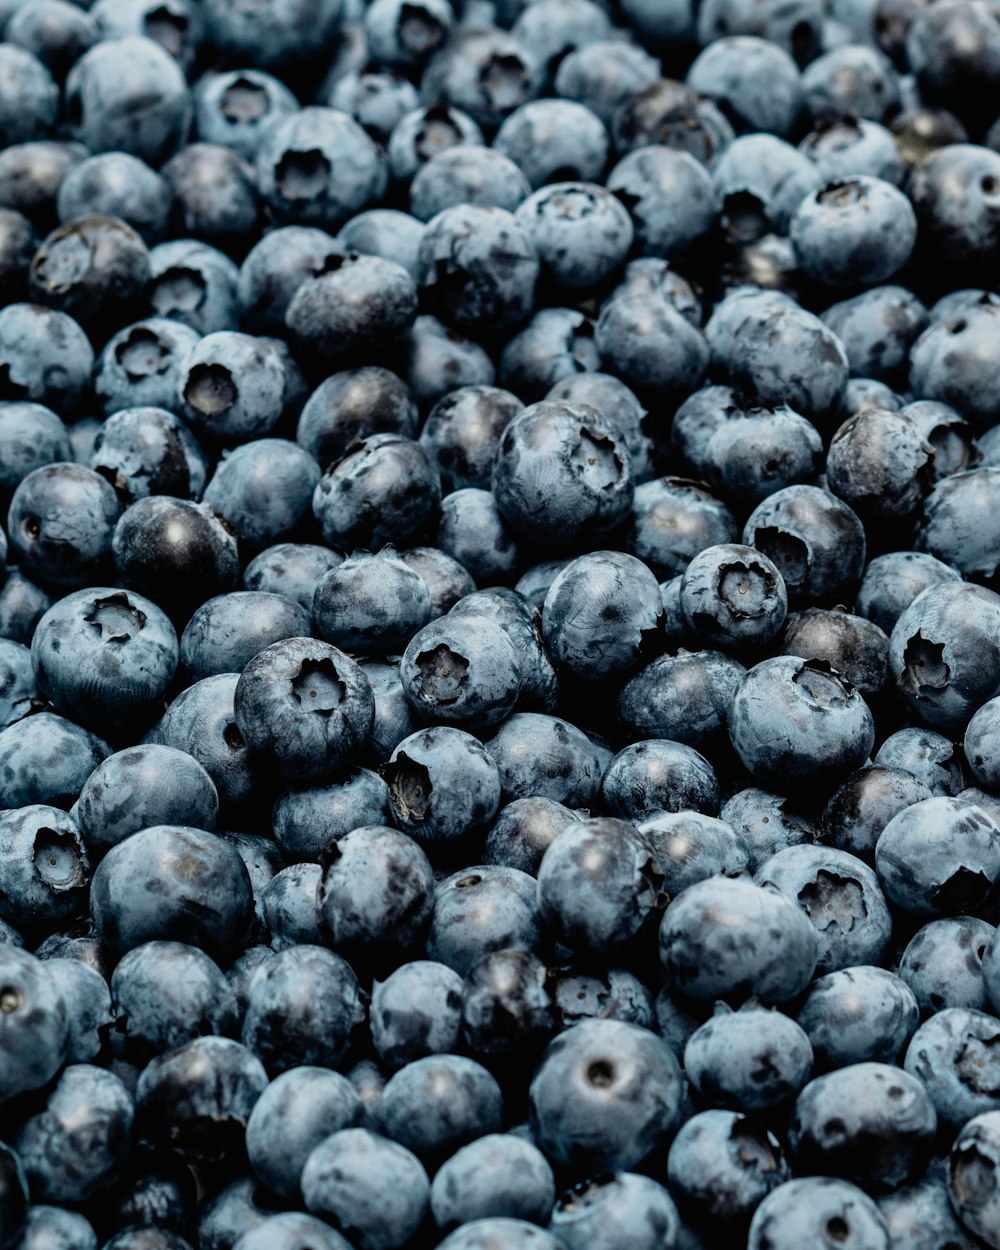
[[365, 0, 453, 70], [12, 1205, 96, 1250], [856, 550, 962, 635], [0, 946, 69, 1102], [89, 406, 207, 506], [426, 866, 539, 977], [391, 314, 496, 409], [231, 1214, 350, 1250], [0, 804, 89, 938], [901, 916, 995, 1016], [596, 292, 709, 398], [387, 104, 484, 186], [0, 639, 39, 731], [196, 1176, 272, 1250], [94, 318, 200, 417], [485, 713, 604, 807], [791, 1061, 937, 1191], [301, 1128, 429, 1250], [430, 1133, 554, 1232], [612, 78, 734, 164], [823, 766, 932, 862], [712, 136, 820, 241], [748, 1177, 891, 1250], [39, 957, 110, 1064], [243, 543, 343, 612], [15, 1064, 133, 1202], [904, 1007, 1000, 1128], [401, 615, 522, 730], [8, 464, 120, 589], [685, 1002, 813, 1113], [0, 712, 109, 809], [261, 863, 324, 950], [148, 238, 241, 335], [482, 797, 583, 877], [553, 38, 660, 125], [629, 477, 738, 579], [437, 1220, 564, 1250], [948, 1111, 1000, 1250], [194, 70, 298, 164], [91, 825, 252, 963], [876, 726, 966, 796], [607, 146, 714, 260], [797, 965, 920, 1071], [550, 1172, 679, 1250], [529, 1018, 683, 1175], [317, 824, 434, 964], [878, 1173, 982, 1250], [918, 467, 1000, 583], [660, 876, 820, 1004], [602, 740, 721, 820], [639, 811, 750, 897], [370, 960, 463, 1069]]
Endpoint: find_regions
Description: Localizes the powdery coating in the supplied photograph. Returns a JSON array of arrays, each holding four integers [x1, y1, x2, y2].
[[485, 713, 605, 808], [550, 1171, 679, 1250], [748, 1177, 890, 1250], [904, 1006, 1000, 1127], [948, 1110, 1000, 1249], [0, 946, 69, 1102], [797, 965, 920, 1071], [427, 866, 539, 977], [668, 1110, 790, 1227]]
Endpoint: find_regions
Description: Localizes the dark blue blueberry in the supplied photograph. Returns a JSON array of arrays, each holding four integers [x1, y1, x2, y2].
[[904, 1007, 1000, 1128], [798, 964, 920, 1074], [237, 225, 347, 337], [660, 876, 820, 1004], [483, 798, 582, 877], [391, 314, 496, 410], [878, 1173, 982, 1250], [688, 35, 801, 135], [802, 45, 901, 124], [537, 816, 660, 956], [8, 464, 120, 589], [196, 1176, 272, 1250], [461, 947, 554, 1060], [668, 1110, 791, 1232], [790, 1061, 937, 1190], [618, 650, 744, 750], [370, 959, 463, 1070], [496, 97, 609, 190], [780, 609, 890, 698], [549, 1171, 679, 1250], [176, 333, 286, 446], [337, 208, 425, 278], [684, 1003, 813, 1113], [596, 291, 709, 398], [242, 944, 363, 1076], [856, 550, 962, 635], [704, 406, 824, 509], [358, 659, 418, 766], [0, 45, 57, 146], [900, 916, 995, 1016], [297, 366, 416, 470], [553, 38, 660, 125], [410, 145, 528, 222], [231, 1214, 350, 1250], [967, 696, 1000, 795], [436, 487, 520, 586], [546, 372, 652, 483], [722, 788, 817, 874], [301, 1128, 429, 1250], [823, 766, 932, 862], [203, 440, 320, 552], [419, 385, 522, 495], [256, 107, 385, 229], [12, 1204, 97, 1250], [272, 768, 390, 862], [948, 1111, 1000, 1248], [498, 307, 600, 406], [245, 1066, 361, 1201], [365, 0, 453, 70], [65, 37, 190, 164], [160, 144, 260, 256], [0, 402, 70, 502], [0, 804, 89, 938], [514, 182, 632, 294], [387, 104, 484, 185], [0, 712, 109, 809], [679, 543, 787, 652], [628, 477, 737, 580], [821, 285, 927, 385], [0, 946, 69, 1102], [553, 967, 655, 1032], [400, 613, 522, 729], [529, 1019, 683, 1175], [712, 136, 820, 241], [94, 318, 200, 417], [180, 592, 310, 682], [918, 467, 1000, 583], [136, 1036, 267, 1170], [261, 863, 324, 950], [193, 70, 298, 164], [40, 957, 111, 1064], [326, 63, 420, 150], [315, 548, 431, 657], [148, 239, 240, 335], [56, 153, 170, 247], [485, 713, 604, 808], [639, 811, 749, 897], [905, 399, 979, 479], [697, 0, 823, 63], [603, 740, 721, 820], [426, 866, 539, 976], [90, 825, 253, 963], [317, 824, 434, 965], [15, 1064, 133, 1202], [431, 1133, 554, 1232], [0, 639, 39, 731], [243, 543, 343, 612], [608, 145, 714, 260], [109, 940, 236, 1064], [748, 1177, 890, 1250], [90, 406, 207, 506], [875, 727, 965, 796], [422, 27, 542, 132]]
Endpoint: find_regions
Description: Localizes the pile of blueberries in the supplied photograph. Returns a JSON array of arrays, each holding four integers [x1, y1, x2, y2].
[[2, 0, 1000, 1248]]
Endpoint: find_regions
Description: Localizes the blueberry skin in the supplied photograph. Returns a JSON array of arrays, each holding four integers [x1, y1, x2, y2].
[[427, 864, 540, 978], [668, 1110, 791, 1231], [529, 1019, 683, 1175], [711, 135, 820, 239], [792, 175, 917, 286], [387, 104, 484, 185], [756, 844, 892, 975], [904, 1007, 1000, 1128], [498, 307, 600, 410], [272, 768, 391, 862], [820, 285, 927, 385], [242, 944, 362, 1076], [94, 318, 200, 417], [175, 332, 284, 446], [513, 182, 632, 292], [419, 386, 522, 495], [261, 863, 323, 950], [159, 144, 259, 258], [194, 69, 298, 166], [109, 939, 234, 1067], [234, 637, 374, 781], [0, 946, 68, 1102], [791, 1061, 937, 1191], [377, 1053, 502, 1168], [285, 255, 418, 372], [391, 314, 496, 410], [484, 713, 605, 808], [91, 825, 252, 964], [607, 146, 714, 259], [317, 824, 434, 965], [180, 592, 311, 682], [0, 45, 57, 147], [554, 38, 660, 124], [337, 209, 425, 278], [313, 549, 432, 657], [798, 963, 918, 1076], [919, 467, 1000, 583], [243, 544, 343, 613], [449, 588, 558, 714], [89, 406, 207, 506], [8, 464, 120, 589], [889, 582, 1000, 734], [203, 442, 320, 553], [660, 877, 820, 1004], [679, 543, 787, 652], [255, 107, 386, 229], [905, 399, 979, 479], [542, 551, 662, 681], [877, 727, 966, 797], [146, 673, 263, 810], [43, 958, 110, 1064], [878, 1174, 982, 1250], [823, 766, 932, 863], [546, 372, 652, 483], [421, 25, 542, 132], [483, 798, 583, 877], [684, 1004, 813, 1113], [364, 0, 453, 69], [437, 1221, 564, 1250], [136, 1037, 268, 1171], [312, 433, 441, 553], [492, 401, 633, 549], [0, 639, 39, 730], [410, 145, 529, 222], [549, 1171, 679, 1250], [0, 402, 71, 499], [359, 659, 418, 767], [0, 712, 109, 810], [688, 35, 801, 135], [537, 817, 660, 956], [297, 367, 416, 471], [237, 226, 347, 338], [638, 811, 750, 898], [232, 1214, 350, 1250], [0, 805, 89, 937], [948, 1110, 1000, 1249], [748, 1178, 890, 1250], [596, 293, 709, 397], [628, 477, 738, 580], [554, 967, 655, 1033], [901, 916, 995, 1017], [780, 609, 890, 698], [704, 406, 824, 509], [64, 36, 190, 165], [911, 304, 1000, 426], [618, 650, 745, 749], [371, 960, 463, 1070], [717, 786, 817, 874], [382, 728, 502, 850], [301, 1128, 429, 1250], [431, 1133, 554, 1231], [603, 741, 722, 821], [856, 550, 962, 635], [31, 587, 177, 737], [493, 97, 609, 191], [15, 1064, 133, 1203], [197, 1176, 273, 1250], [12, 1205, 97, 1250]]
